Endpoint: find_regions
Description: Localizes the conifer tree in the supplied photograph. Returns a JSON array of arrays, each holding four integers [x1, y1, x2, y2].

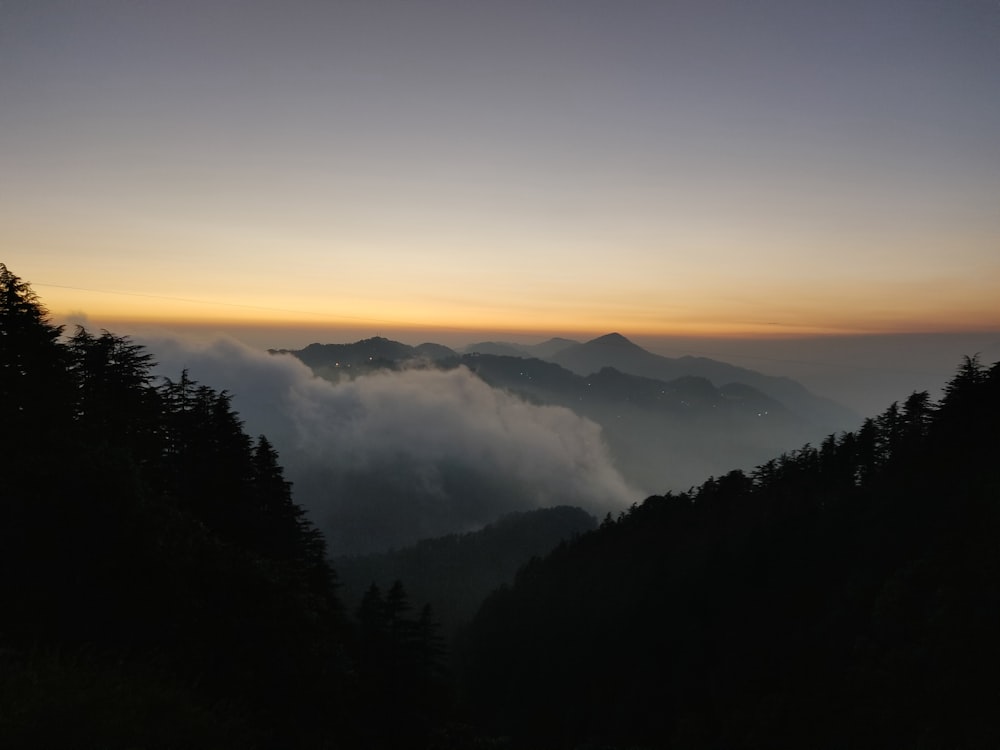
[[0, 263, 72, 453]]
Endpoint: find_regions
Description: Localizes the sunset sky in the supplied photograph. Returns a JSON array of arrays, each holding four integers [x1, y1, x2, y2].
[[2, 0, 999, 345]]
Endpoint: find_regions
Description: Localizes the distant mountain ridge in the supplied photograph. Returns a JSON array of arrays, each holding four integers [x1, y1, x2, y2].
[[276, 333, 857, 492], [465, 337, 579, 359], [460, 353, 811, 491], [551, 333, 858, 431], [271, 336, 457, 373], [276, 332, 857, 431]]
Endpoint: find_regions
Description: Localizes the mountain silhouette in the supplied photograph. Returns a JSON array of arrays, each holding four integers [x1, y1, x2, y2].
[[552, 333, 859, 429], [553, 332, 665, 375], [278, 335, 857, 492], [272, 337, 457, 374], [462, 341, 530, 357], [521, 337, 580, 358], [462, 338, 579, 359], [462, 353, 810, 491], [413, 342, 458, 360]]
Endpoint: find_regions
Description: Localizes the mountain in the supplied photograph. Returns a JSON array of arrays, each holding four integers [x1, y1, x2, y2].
[[279, 333, 855, 435], [413, 341, 458, 360], [461, 352, 786, 418], [551, 332, 859, 429], [461, 353, 812, 491], [272, 336, 457, 375], [521, 337, 580, 358], [277, 335, 854, 493], [551, 331, 653, 372], [462, 338, 579, 359], [334, 506, 596, 638], [462, 340, 530, 357]]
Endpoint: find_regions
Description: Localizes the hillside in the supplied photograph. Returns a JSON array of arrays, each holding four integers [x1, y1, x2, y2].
[[335, 506, 596, 638], [551, 332, 859, 430], [459, 356, 1000, 749], [461, 353, 813, 491], [270, 336, 458, 377]]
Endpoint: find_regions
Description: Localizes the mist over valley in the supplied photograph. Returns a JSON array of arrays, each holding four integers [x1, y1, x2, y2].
[[150, 336, 636, 554], [265, 332, 859, 512], [148, 329, 874, 555]]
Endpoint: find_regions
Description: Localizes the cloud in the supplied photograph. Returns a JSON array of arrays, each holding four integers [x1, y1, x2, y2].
[[149, 337, 636, 554]]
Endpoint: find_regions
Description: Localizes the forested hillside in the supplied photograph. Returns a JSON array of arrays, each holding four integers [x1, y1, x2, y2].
[[0, 265, 446, 748], [335, 506, 596, 638], [460, 354, 1000, 749]]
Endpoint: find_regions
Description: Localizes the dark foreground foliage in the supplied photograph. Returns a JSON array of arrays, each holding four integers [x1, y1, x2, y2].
[[335, 506, 597, 639], [0, 264, 447, 748], [459, 354, 1000, 748]]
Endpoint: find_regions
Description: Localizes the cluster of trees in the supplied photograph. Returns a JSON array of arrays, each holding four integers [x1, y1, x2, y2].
[[352, 582, 449, 746], [460, 355, 1000, 748], [335, 506, 596, 638], [0, 265, 446, 748]]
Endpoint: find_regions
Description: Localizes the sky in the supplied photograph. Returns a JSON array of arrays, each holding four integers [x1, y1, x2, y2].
[[2, 0, 999, 345]]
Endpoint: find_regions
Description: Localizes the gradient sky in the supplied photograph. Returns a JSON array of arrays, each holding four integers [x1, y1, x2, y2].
[[2, 0, 999, 341]]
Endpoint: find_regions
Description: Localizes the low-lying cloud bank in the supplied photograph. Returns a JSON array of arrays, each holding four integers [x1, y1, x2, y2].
[[149, 338, 636, 554]]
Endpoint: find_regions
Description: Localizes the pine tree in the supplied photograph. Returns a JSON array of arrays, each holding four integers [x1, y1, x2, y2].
[[0, 263, 72, 455]]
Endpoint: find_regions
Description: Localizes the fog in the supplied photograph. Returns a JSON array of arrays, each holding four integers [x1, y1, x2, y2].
[[635, 332, 1000, 419], [149, 337, 636, 554]]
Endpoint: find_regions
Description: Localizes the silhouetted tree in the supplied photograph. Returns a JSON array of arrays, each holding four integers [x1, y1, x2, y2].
[[0, 266, 356, 748], [0, 263, 73, 455]]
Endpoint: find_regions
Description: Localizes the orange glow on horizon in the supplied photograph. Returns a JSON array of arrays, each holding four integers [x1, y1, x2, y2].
[[52, 307, 1000, 345], [30, 271, 1000, 345]]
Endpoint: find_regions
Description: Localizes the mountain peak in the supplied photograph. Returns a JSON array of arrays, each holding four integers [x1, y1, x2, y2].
[[587, 332, 638, 348]]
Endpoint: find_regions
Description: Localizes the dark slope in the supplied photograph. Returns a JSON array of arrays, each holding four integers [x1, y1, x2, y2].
[[522, 336, 580, 359], [463, 340, 530, 357], [549, 331, 670, 379], [334, 506, 596, 638], [462, 338, 580, 358], [294, 336, 418, 366], [552, 332, 859, 429], [414, 341, 458, 360], [460, 357, 1000, 750], [273, 336, 457, 374]]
